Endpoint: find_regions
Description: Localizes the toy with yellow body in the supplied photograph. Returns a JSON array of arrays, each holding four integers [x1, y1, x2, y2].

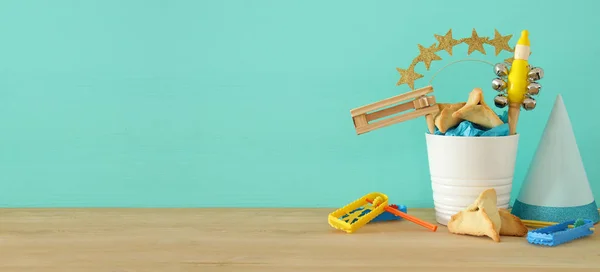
[[507, 30, 530, 104], [328, 192, 389, 233], [490, 30, 544, 135]]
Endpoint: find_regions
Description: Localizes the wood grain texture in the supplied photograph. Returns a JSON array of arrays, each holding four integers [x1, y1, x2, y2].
[[1, 208, 599, 272]]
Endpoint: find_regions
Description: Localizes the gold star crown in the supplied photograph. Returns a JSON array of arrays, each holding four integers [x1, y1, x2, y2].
[[397, 28, 524, 90]]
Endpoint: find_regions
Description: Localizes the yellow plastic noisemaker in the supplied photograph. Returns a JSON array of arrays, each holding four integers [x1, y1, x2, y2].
[[328, 192, 388, 233]]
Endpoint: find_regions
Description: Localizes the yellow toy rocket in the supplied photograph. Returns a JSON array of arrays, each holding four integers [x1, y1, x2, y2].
[[491, 30, 544, 135], [507, 30, 531, 135]]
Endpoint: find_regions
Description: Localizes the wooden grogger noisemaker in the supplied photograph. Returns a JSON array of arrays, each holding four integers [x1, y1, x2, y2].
[[350, 85, 439, 135]]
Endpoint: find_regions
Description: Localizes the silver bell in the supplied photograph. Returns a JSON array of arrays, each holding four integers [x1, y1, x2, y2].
[[527, 82, 541, 96], [494, 63, 509, 77], [494, 95, 508, 108], [528, 67, 544, 81], [522, 97, 536, 110], [492, 78, 507, 91]]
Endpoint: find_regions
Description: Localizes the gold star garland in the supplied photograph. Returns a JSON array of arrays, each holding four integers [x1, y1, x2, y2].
[[396, 28, 524, 90]]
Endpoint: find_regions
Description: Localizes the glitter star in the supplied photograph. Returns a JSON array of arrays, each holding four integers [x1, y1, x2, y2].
[[434, 29, 462, 56], [416, 43, 442, 70], [396, 65, 424, 90], [487, 29, 513, 56], [463, 28, 488, 55]]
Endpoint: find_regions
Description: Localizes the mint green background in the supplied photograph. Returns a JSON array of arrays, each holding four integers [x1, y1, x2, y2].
[[1, 0, 598, 207]]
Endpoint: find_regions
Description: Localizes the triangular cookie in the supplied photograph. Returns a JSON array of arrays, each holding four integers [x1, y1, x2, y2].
[[452, 104, 504, 128], [434, 102, 466, 133], [498, 208, 528, 237], [452, 88, 504, 128], [447, 188, 502, 242], [464, 88, 483, 106]]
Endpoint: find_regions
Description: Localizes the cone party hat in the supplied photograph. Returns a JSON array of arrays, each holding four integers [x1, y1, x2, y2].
[[511, 94, 599, 223]]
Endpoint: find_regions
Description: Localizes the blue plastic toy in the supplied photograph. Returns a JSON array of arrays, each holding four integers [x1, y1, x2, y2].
[[527, 219, 595, 247], [371, 204, 408, 223]]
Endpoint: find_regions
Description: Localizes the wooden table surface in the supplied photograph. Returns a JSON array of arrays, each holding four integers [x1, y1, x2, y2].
[[1, 208, 599, 272]]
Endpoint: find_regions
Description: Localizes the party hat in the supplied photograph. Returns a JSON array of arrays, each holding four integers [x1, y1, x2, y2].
[[511, 94, 599, 223]]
